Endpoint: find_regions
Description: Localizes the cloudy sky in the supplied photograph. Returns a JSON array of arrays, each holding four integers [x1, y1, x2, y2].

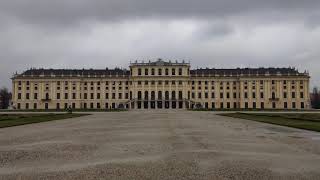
[[1, 0, 320, 90]]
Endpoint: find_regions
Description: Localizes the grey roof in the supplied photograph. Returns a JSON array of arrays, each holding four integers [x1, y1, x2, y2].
[[16, 68, 130, 77], [190, 67, 307, 76]]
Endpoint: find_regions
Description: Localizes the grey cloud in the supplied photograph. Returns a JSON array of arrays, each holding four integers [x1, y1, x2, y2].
[[1, 0, 320, 26], [0, 0, 320, 90]]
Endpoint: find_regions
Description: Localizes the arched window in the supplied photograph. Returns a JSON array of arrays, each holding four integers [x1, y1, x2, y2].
[[165, 68, 169, 75], [172, 91, 176, 100], [151, 91, 155, 100], [158, 68, 162, 75], [172, 68, 176, 75], [151, 68, 155, 75], [165, 91, 170, 100], [144, 91, 149, 100], [158, 91, 162, 100]]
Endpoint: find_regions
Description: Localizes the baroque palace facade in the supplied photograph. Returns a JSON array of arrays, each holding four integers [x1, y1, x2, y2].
[[12, 59, 311, 110]]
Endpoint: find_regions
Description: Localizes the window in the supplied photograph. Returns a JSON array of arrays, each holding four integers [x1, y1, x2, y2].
[[245, 102, 249, 109], [284, 102, 288, 109], [272, 92, 276, 99], [97, 93, 100, 99], [292, 92, 296, 99], [172, 68, 176, 75], [205, 92, 208, 99], [172, 91, 176, 100], [261, 102, 264, 109], [138, 68, 142, 76], [34, 93, 38, 100], [46, 93, 50, 100], [220, 93, 223, 99], [233, 92, 237, 99], [91, 93, 94, 99], [145, 68, 148, 75], [34, 103, 37, 109], [112, 93, 116, 99], [26, 93, 30, 100], [300, 92, 304, 99], [244, 92, 248, 99], [158, 68, 162, 75], [211, 92, 215, 98], [198, 92, 201, 99], [226, 93, 230, 99], [138, 91, 142, 100], [105, 93, 109, 99], [18, 93, 21, 99], [301, 102, 305, 109], [158, 91, 162, 99], [260, 92, 264, 99], [25, 103, 29, 109], [151, 68, 155, 75], [179, 68, 182, 75], [292, 102, 296, 109], [252, 92, 256, 99], [179, 91, 183, 100], [119, 93, 122, 99], [57, 93, 60, 99], [73, 93, 76, 99], [165, 68, 169, 75], [283, 92, 287, 99], [253, 102, 256, 109], [272, 102, 276, 109], [64, 93, 68, 99]]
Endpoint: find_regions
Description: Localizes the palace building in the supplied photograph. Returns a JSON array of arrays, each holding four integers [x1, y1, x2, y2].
[[12, 59, 311, 110]]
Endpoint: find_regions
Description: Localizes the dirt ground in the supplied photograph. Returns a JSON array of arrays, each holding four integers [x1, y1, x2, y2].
[[0, 111, 320, 180]]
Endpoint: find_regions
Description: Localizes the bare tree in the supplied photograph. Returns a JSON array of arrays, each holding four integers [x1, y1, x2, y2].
[[0, 87, 11, 109], [311, 87, 320, 109]]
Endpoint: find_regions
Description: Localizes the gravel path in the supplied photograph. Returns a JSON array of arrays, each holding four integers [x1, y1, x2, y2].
[[0, 111, 320, 180]]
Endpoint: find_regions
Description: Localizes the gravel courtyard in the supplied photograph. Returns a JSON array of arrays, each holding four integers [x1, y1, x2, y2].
[[1, 111, 320, 180]]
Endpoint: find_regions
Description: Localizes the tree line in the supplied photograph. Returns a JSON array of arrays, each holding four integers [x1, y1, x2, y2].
[[0, 87, 11, 109], [311, 87, 320, 109]]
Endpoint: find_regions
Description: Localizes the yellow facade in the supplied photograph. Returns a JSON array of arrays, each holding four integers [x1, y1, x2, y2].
[[12, 59, 311, 110]]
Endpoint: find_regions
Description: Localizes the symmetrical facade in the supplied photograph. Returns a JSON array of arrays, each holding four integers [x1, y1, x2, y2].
[[12, 59, 311, 110]]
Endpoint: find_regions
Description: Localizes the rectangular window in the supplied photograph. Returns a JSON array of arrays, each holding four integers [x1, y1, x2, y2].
[[34, 93, 38, 100], [97, 93, 100, 99], [284, 102, 288, 109], [292, 102, 296, 109], [292, 92, 296, 99], [91, 93, 94, 99], [64, 93, 68, 99], [26, 93, 30, 100], [84, 93, 87, 99], [220, 93, 223, 99], [301, 102, 305, 109], [106, 93, 109, 99], [198, 92, 201, 99], [72, 93, 76, 99], [300, 92, 304, 99], [260, 92, 264, 99]]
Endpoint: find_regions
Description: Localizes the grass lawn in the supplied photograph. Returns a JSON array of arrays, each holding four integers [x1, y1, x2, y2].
[[0, 113, 89, 128], [219, 113, 320, 132]]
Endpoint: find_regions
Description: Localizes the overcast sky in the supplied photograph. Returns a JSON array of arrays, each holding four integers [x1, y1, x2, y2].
[[1, 0, 320, 90]]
